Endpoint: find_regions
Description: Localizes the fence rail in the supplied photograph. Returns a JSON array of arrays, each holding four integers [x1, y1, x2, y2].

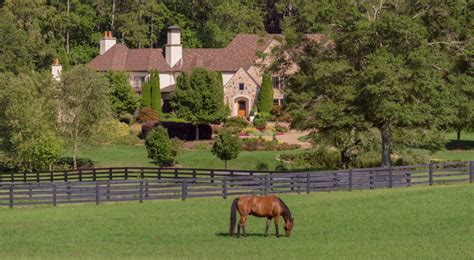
[[0, 161, 472, 208]]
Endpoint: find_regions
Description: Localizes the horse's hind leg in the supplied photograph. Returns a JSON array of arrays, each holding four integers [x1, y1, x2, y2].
[[239, 215, 248, 237], [264, 217, 272, 237]]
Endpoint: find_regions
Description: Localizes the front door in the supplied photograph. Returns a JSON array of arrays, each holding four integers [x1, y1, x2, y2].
[[238, 100, 247, 118]]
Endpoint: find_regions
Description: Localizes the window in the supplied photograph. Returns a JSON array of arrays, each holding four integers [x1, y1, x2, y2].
[[239, 83, 245, 90], [133, 76, 146, 93], [273, 99, 279, 105], [272, 76, 286, 89]]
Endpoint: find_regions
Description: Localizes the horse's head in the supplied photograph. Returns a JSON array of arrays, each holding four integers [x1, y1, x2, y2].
[[284, 217, 294, 237]]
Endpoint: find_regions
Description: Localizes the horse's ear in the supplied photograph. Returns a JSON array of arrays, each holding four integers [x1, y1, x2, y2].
[[292, 217, 295, 222]]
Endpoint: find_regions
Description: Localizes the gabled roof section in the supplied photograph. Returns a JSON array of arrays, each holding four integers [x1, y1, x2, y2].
[[89, 33, 325, 73]]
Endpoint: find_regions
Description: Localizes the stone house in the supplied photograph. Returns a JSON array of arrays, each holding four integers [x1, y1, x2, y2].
[[58, 26, 326, 117]]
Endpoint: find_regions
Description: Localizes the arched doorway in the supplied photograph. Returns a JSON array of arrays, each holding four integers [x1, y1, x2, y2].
[[237, 100, 247, 118]]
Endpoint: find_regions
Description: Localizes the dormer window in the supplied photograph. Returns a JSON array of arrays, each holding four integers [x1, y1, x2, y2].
[[239, 83, 245, 90]]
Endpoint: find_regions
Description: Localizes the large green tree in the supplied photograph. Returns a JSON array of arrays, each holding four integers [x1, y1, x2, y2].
[[107, 71, 140, 117], [171, 68, 227, 140], [150, 70, 162, 113], [57, 65, 111, 169], [0, 72, 62, 171], [257, 72, 274, 114]]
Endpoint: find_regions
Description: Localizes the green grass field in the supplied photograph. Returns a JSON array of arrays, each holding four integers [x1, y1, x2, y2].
[[0, 184, 472, 259], [69, 144, 300, 170]]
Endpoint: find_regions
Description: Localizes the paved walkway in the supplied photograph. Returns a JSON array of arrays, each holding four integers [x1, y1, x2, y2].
[[275, 130, 311, 148]]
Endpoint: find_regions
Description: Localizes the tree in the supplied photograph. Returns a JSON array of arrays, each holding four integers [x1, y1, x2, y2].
[[145, 126, 179, 166], [171, 68, 227, 140], [0, 71, 62, 171], [212, 129, 241, 169], [57, 65, 111, 170], [257, 72, 274, 113], [150, 70, 162, 113], [106, 71, 140, 116]]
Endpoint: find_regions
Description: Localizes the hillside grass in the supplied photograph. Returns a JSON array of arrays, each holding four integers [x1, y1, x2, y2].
[[0, 184, 472, 259]]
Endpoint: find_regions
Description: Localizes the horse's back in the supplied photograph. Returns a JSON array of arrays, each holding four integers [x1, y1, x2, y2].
[[237, 195, 282, 217]]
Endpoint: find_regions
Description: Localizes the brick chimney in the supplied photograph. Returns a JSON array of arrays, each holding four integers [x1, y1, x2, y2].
[[51, 58, 62, 81], [100, 31, 116, 55], [165, 25, 182, 67]]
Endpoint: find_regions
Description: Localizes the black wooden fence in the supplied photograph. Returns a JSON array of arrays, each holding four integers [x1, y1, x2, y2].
[[0, 161, 472, 208]]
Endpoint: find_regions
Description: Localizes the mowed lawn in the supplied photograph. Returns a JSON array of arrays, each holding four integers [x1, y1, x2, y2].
[[69, 144, 300, 170], [0, 184, 472, 259]]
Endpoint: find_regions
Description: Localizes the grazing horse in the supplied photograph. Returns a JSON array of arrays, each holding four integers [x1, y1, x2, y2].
[[229, 195, 294, 238]]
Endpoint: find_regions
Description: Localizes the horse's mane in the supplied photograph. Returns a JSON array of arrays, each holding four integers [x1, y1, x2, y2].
[[278, 198, 292, 221]]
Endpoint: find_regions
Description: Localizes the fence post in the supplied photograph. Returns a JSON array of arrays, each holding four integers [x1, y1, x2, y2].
[[125, 168, 129, 180], [24, 171, 27, 182], [332, 172, 337, 191], [389, 167, 393, 188], [67, 182, 71, 201], [140, 168, 144, 179], [348, 169, 353, 191], [406, 171, 412, 187], [79, 170, 82, 182], [139, 180, 144, 203], [93, 168, 97, 181], [264, 175, 269, 195], [28, 182, 32, 198], [157, 168, 161, 180], [210, 170, 214, 183], [181, 180, 187, 201], [49, 170, 53, 182], [469, 161, 473, 183], [95, 183, 100, 205], [108, 168, 112, 180], [64, 171, 68, 182], [36, 172, 39, 183], [296, 175, 301, 194], [106, 180, 111, 200], [222, 178, 228, 199], [9, 184, 14, 208], [174, 169, 178, 178], [369, 171, 374, 190], [52, 183, 57, 206], [429, 162, 433, 186], [306, 173, 310, 194]]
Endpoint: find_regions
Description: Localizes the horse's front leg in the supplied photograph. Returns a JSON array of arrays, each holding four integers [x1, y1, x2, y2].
[[264, 217, 272, 237], [274, 216, 280, 238]]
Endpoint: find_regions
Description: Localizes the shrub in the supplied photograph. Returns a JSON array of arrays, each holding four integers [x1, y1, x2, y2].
[[253, 117, 267, 130], [275, 125, 289, 133], [241, 138, 300, 151], [118, 113, 135, 125], [212, 129, 241, 169], [137, 108, 158, 123], [224, 117, 249, 130], [256, 162, 269, 171], [90, 119, 131, 145], [257, 73, 273, 113], [271, 105, 283, 116], [193, 142, 211, 151], [57, 157, 94, 169], [145, 126, 177, 166], [141, 121, 212, 141], [257, 112, 272, 121]]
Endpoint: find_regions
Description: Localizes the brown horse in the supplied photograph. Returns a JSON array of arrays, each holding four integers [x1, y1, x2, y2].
[[229, 195, 294, 238]]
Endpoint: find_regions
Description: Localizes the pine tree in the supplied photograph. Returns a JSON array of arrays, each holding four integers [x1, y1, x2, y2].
[[257, 72, 273, 113], [149, 70, 161, 113]]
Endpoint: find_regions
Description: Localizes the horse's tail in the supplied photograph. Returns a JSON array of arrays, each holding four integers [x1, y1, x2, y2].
[[229, 198, 239, 236]]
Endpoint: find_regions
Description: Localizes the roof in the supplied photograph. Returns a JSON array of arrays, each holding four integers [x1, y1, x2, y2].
[[89, 33, 327, 73]]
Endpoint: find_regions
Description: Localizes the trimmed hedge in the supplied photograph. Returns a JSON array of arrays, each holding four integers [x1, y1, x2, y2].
[[142, 121, 212, 141]]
